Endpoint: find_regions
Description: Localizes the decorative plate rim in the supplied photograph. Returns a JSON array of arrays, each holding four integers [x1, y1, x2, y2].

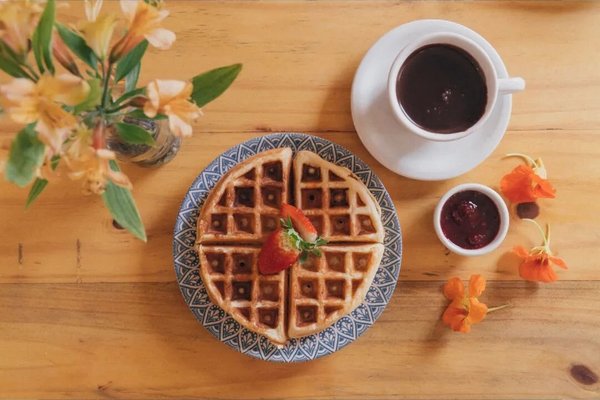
[[173, 132, 402, 362]]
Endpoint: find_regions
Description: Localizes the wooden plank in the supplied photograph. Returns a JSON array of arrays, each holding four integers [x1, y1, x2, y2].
[[0, 130, 595, 283], [0, 281, 598, 399], [1, 1, 598, 134]]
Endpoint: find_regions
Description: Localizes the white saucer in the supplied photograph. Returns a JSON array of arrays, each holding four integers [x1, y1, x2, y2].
[[351, 19, 512, 181]]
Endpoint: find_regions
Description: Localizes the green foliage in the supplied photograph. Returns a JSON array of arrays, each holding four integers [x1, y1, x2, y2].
[[31, 0, 55, 74], [25, 155, 60, 208], [190, 63, 242, 107], [115, 40, 148, 83], [124, 62, 141, 92], [74, 78, 102, 113], [55, 23, 97, 69], [25, 178, 49, 208], [126, 108, 167, 120], [114, 122, 155, 146], [4, 124, 45, 187], [0, 43, 29, 78], [102, 161, 147, 242]]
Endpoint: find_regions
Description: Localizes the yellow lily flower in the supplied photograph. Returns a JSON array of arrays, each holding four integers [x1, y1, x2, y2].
[[0, 0, 43, 55], [110, 0, 175, 61], [52, 32, 80, 76], [65, 124, 132, 195], [84, 0, 103, 22], [143, 79, 202, 137], [80, 13, 117, 60], [0, 74, 90, 153]]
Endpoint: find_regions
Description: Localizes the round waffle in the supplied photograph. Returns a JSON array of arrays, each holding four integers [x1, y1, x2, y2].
[[196, 148, 385, 345]]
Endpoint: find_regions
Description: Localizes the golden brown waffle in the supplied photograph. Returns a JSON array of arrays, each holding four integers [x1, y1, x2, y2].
[[197, 148, 292, 243], [293, 150, 385, 243], [288, 244, 384, 338], [198, 245, 287, 345], [196, 148, 385, 345]]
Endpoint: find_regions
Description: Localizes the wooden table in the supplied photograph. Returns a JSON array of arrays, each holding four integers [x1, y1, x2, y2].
[[1, 1, 599, 399]]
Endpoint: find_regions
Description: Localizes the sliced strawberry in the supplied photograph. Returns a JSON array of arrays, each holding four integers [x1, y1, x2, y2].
[[258, 228, 300, 275], [280, 203, 318, 242]]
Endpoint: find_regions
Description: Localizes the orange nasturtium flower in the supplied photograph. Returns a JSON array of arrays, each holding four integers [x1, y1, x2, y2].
[[500, 153, 556, 203], [442, 275, 488, 333], [513, 219, 567, 283]]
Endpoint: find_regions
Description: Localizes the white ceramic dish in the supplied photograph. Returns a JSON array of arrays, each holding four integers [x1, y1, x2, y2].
[[433, 183, 509, 256], [351, 19, 515, 181]]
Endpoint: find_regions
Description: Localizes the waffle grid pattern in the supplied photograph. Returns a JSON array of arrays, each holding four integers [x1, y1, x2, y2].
[[295, 157, 382, 241], [199, 247, 286, 341], [201, 156, 289, 241], [289, 246, 380, 337]]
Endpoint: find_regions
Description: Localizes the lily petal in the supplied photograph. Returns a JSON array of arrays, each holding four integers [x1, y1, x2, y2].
[[146, 27, 175, 50]]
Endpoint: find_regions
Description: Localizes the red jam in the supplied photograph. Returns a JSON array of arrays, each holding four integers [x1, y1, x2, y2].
[[440, 190, 500, 249]]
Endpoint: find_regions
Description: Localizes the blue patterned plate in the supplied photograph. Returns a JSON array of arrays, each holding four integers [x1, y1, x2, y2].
[[173, 133, 402, 362]]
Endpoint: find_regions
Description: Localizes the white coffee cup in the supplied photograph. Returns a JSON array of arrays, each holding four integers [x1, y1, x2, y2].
[[387, 32, 525, 142]]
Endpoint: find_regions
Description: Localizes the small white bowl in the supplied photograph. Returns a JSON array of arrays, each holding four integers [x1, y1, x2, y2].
[[433, 183, 509, 256]]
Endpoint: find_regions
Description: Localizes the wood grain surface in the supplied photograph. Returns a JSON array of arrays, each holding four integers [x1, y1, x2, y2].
[[1, 1, 599, 399]]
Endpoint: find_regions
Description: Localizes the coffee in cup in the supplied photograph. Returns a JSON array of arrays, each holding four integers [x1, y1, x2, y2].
[[387, 32, 525, 142]]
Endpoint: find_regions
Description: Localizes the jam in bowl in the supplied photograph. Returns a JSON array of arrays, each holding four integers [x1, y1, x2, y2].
[[434, 183, 509, 256]]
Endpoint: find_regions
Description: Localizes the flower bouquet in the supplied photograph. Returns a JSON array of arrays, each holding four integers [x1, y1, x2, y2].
[[0, 0, 241, 241]]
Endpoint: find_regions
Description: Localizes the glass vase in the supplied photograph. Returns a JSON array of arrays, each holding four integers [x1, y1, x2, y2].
[[108, 117, 181, 168]]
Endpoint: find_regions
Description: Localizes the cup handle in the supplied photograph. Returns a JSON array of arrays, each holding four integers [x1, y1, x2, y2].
[[498, 77, 525, 95]]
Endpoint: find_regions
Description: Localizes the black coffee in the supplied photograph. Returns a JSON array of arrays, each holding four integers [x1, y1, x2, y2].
[[396, 44, 487, 134]]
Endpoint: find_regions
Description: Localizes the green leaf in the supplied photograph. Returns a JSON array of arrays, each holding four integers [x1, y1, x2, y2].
[[50, 154, 60, 170], [25, 155, 60, 208], [114, 87, 145, 106], [0, 53, 27, 78], [0, 43, 29, 78], [126, 108, 167, 120], [31, 0, 55, 74], [114, 40, 148, 83], [102, 160, 147, 242], [124, 61, 141, 92], [55, 23, 97, 69], [5, 124, 45, 187], [73, 78, 102, 113], [114, 122, 155, 146], [190, 63, 242, 107], [25, 178, 49, 208]]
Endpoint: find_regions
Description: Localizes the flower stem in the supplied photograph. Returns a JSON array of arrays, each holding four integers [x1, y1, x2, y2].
[[505, 153, 537, 168], [487, 304, 510, 313], [101, 62, 114, 110], [523, 218, 549, 248]]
